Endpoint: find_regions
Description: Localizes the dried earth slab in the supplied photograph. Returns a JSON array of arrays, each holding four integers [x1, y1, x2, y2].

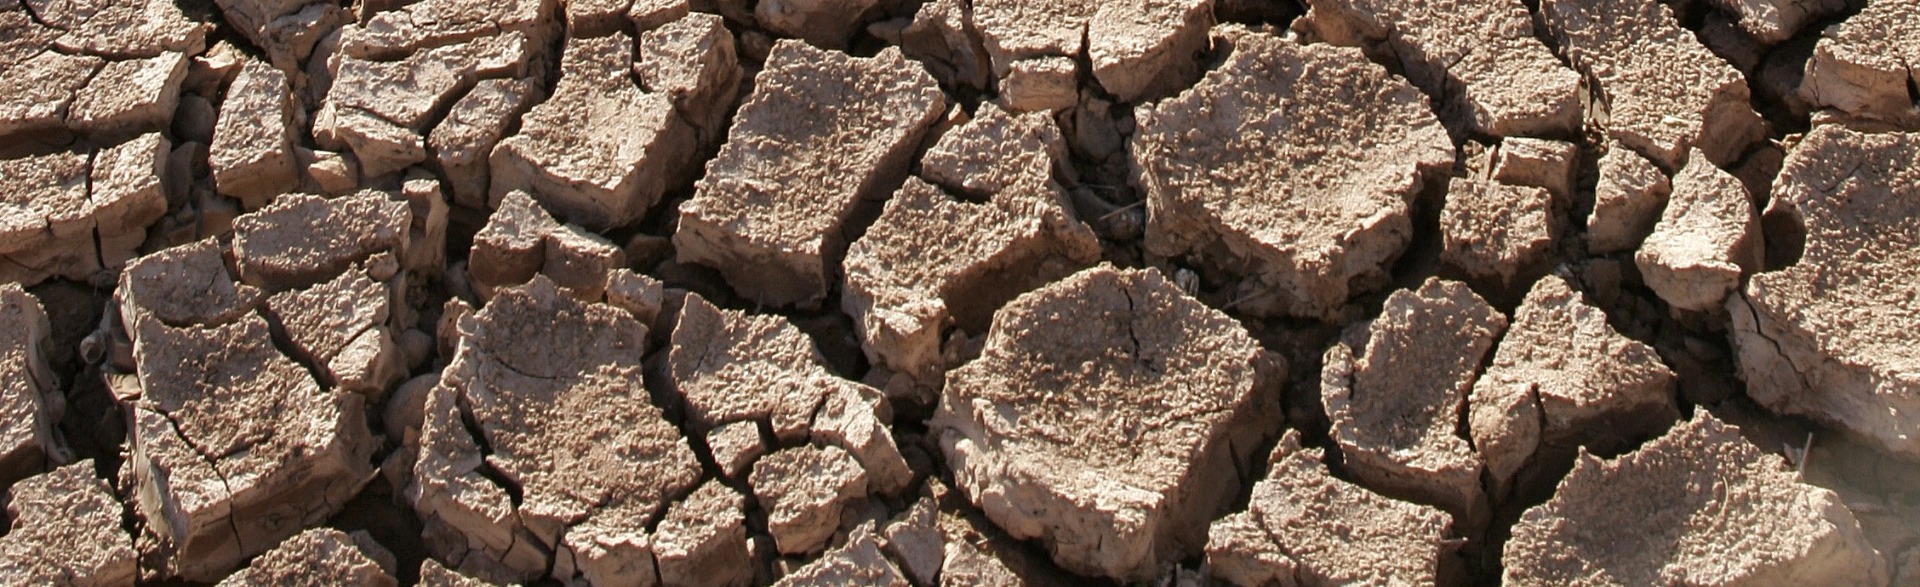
[[1134, 27, 1453, 320], [1296, 0, 1582, 137], [652, 480, 752, 587], [315, 32, 535, 178], [0, 50, 100, 140], [1729, 126, 1920, 458], [1635, 150, 1762, 312], [430, 77, 540, 209], [843, 103, 1099, 388], [1, 134, 170, 286], [1542, 0, 1767, 169], [408, 276, 700, 584], [666, 294, 911, 492], [343, 0, 558, 60], [1587, 140, 1673, 254], [1800, 0, 1920, 127], [1440, 177, 1558, 285], [772, 522, 910, 586], [126, 314, 377, 581], [1469, 274, 1679, 498], [973, 0, 1212, 107], [213, 0, 347, 70], [933, 265, 1283, 582], [491, 13, 739, 229], [751, 444, 870, 556], [1503, 413, 1885, 585], [1207, 431, 1457, 586], [0, 461, 135, 585], [675, 41, 943, 308], [0, 283, 66, 488], [216, 528, 398, 586], [43, 0, 209, 59], [1322, 277, 1503, 523], [209, 60, 300, 209], [230, 191, 410, 290], [467, 190, 637, 304]]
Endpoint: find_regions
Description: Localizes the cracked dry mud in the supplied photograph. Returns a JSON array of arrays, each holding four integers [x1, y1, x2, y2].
[[2, 0, 1918, 585]]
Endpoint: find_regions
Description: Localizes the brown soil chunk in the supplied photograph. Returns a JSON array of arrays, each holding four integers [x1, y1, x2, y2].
[[127, 314, 377, 581], [665, 294, 840, 440], [0, 284, 63, 489], [653, 480, 752, 587], [45, 0, 208, 58], [674, 41, 944, 308], [974, 0, 1212, 105], [216, 528, 398, 586], [0, 51, 100, 140], [491, 14, 738, 230], [933, 265, 1283, 582], [1587, 140, 1672, 254], [316, 33, 534, 177], [344, 0, 557, 60], [1468, 274, 1679, 497], [1298, 0, 1581, 137], [0, 134, 169, 286], [117, 239, 263, 331], [264, 266, 406, 397], [231, 191, 411, 290], [407, 276, 699, 584], [750, 444, 869, 556], [1206, 431, 1456, 586], [1134, 28, 1453, 320], [844, 106, 1098, 388], [1322, 277, 1503, 523], [754, 0, 884, 50], [1635, 150, 1763, 312], [209, 60, 300, 209], [66, 51, 188, 139], [1503, 413, 1886, 586], [0, 461, 135, 585], [429, 78, 540, 209], [1800, 0, 1920, 127], [417, 559, 499, 586], [213, 0, 347, 71], [1541, 0, 1767, 169], [1441, 177, 1558, 284], [1702, 0, 1848, 43], [1729, 126, 1920, 458], [772, 523, 910, 586]]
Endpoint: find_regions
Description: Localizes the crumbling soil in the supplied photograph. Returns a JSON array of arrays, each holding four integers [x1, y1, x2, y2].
[[2, 0, 1917, 584]]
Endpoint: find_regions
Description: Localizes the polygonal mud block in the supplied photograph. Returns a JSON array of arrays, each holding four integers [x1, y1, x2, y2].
[[1488, 138, 1578, 200], [974, 0, 1212, 105], [1134, 27, 1452, 320], [665, 294, 865, 442], [772, 523, 910, 586], [1800, 0, 1919, 127], [407, 276, 700, 584], [1702, 0, 1849, 43], [750, 444, 870, 556], [316, 32, 533, 177], [933, 265, 1284, 582], [0, 461, 135, 586], [1297, 0, 1581, 137], [117, 238, 263, 332], [1503, 413, 1886, 586], [0, 284, 65, 489], [1635, 150, 1763, 312], [1541, 0, 1767, 169], [1322, 277, 1503, 524], [1587, 141, 1672, 254], [66, 51, 188, 139], [209, 60, 300, 209], [674, 41, 943, 308], [0, 51, 100, 140], [1729, 126, 1920, 459], [264, 266, 406, 398], [216, 528, 398, 586], [429, 78, 541, 209], [468, 190, 560, 298], [653, 480, 752, 587], [127, 314, 377, 581], [1440, 177, 1558, 284], [492, 14, 739, 230], [46, 0, 209, 58], [1468, 274, 1679, 498], [1206, 431, 1457, 586], [344, 0, 558, 60], [230, 191, 410, 290]]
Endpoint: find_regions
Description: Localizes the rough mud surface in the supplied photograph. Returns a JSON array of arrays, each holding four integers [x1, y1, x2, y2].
[[2, 0, 1917, 584]]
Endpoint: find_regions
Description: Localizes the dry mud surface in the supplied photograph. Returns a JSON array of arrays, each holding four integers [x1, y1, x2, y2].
[[1, 0, 1917, 585]]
